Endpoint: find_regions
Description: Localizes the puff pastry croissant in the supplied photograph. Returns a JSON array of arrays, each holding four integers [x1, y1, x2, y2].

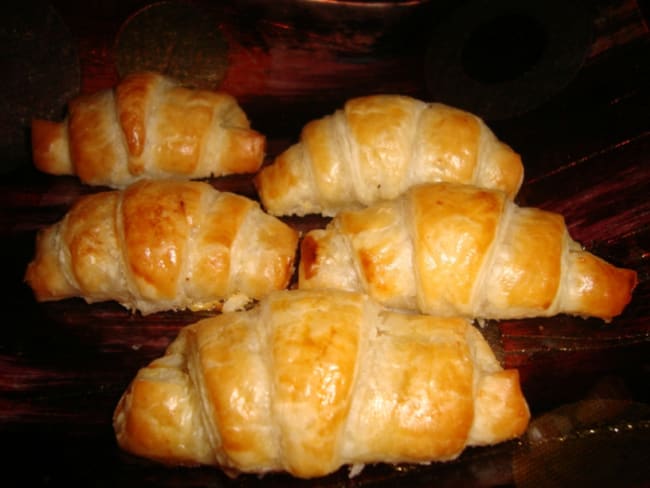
[[24, 179, 298, 315], [254, 94, 523, 216], [299, 182, 637, 321], [113, 289, 530, 479], [31, 71, 265, 188]]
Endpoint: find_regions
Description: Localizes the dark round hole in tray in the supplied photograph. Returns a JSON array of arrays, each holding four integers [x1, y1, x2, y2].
[[424, 0, 594, 121], [461, 13, 548, 85]]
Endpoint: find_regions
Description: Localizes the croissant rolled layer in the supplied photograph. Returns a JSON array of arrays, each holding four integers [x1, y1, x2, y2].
[[254, 94, 523, 216], [113, 289, 530, 478], [24, 179, 298, 314], [298, 182, 637, 321], [31, 71, 266, 188]]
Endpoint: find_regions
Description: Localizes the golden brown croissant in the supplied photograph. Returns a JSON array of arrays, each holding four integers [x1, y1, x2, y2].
[[31, 71, 265, 188], [299, 182, 637, 321], [24, 179, 298, 315], [113, 289, 530, 479], [254, 94, 523, 216]]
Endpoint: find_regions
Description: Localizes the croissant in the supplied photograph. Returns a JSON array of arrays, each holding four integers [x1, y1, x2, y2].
[[254, 94, 523, 217], [31, 71, 265, 188], [113, 288, 530, 479], [299, 182, 637, 321], [24, 179, 298, 315]]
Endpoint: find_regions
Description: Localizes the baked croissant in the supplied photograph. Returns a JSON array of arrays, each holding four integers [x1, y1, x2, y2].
[[113, 289, 530, 479], [31, 71, 265, 188], [299, 182, 637, 321], [254, 94, 523, 216], [24, 179, 298, 315]]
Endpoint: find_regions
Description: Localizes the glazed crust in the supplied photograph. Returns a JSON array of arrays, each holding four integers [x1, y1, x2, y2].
[[298, 182, 637, 321], [254, 94, 523, 216], [113, 289, 530, 478], [24, 179, 298, 314], [31, 71, 265, 187]]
